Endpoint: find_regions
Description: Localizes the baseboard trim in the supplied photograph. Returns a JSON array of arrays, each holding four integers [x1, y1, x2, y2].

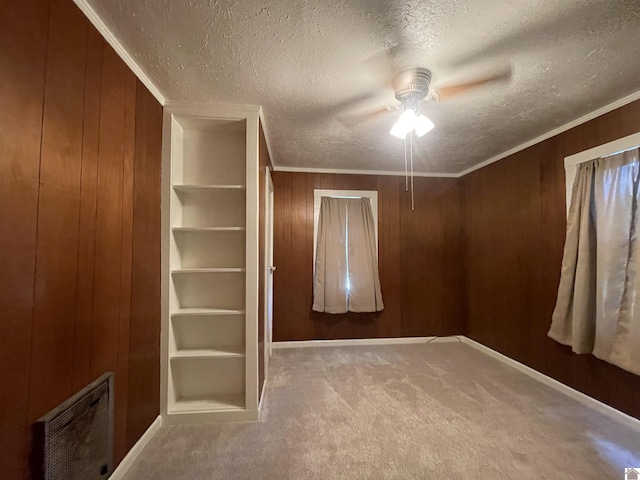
[[273, 336, 464, 349], [110, 415, 162, 480], [258, 379, 267, 417], [273, 335, 640, 430], [460, 336, 640, 432]]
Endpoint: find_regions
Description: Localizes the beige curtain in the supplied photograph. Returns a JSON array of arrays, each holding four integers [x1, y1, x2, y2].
[[549, 147, 640, 375], [313, 196, 383, 313], [346, 198, 384, 312], [313, 197, 348, 313]]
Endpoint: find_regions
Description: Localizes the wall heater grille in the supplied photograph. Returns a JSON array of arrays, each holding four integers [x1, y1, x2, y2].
[[33, 372, 114, 480]]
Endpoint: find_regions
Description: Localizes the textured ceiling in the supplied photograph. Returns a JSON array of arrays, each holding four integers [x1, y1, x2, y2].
[[87, 0, 640, 174]]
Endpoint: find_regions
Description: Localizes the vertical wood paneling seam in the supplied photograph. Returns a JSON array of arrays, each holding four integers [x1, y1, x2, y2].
[[71, 28, 102, 392], [88, 43, 107, 378], [24, 0, 52, 431], [127, 88, 140, 356], [70, 19, 91, 391], [126, 85, 142, 450], [86, 66, 103, 381], [91, 41, 128, 380], [115, 70, 137, 462]]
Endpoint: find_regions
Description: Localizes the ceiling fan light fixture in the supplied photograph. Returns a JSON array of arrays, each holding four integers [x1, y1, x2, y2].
[[414, 114, 434, 137], [390, 109, 417, 138]]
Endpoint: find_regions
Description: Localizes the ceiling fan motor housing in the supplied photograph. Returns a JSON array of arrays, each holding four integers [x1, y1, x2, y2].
[[394, 68, 432, 107]]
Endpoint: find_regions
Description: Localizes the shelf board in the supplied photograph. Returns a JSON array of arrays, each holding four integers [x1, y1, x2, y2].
[[170, 347, 245, 359], [173, 184, 245, 191], [172, 226, 245, 232], [171, 268, 245, 274], [170, 394, 245, 413], [171, 308, 245, 317]]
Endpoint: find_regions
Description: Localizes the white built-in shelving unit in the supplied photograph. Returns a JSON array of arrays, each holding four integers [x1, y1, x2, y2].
[[161, 103, 260, 424]]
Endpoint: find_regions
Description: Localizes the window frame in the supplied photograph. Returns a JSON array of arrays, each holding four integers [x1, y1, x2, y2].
[[564, 131, 640, 216], [313, 189, 379, 267]]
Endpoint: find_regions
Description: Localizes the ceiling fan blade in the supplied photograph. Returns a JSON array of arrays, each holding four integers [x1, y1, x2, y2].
[[338, 106, 398, 128], [297, 92, 383, 126], [432, 67, 512, 100], [360, 44, 422, 89], [360, 51, 395, 88]]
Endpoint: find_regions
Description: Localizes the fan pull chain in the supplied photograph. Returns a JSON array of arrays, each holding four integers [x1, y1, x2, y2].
[[409, 131, 415, 211], [404, 136, 409, 191]]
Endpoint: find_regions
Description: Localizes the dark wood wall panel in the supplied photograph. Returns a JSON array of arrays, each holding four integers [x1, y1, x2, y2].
[[0, 0, 50, 478], [72, 27, 103, 394], [400, 177, 465, 337], [115, 69, 137, 462], [126, 82, 162, 451], [272, 172, 464, 341], [91, 44, 127, 381], [27, 0, 88, 433], [0, 0, 163, 477], [462, 99, 640, 421]]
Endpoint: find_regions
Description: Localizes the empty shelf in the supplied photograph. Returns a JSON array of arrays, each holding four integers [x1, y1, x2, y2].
[[170, 394, 245, 413], [170, 347, 245, 359], [172, 226, 245, 232], [173, 184, 245, 191], [171, 308, 245, 317], [171, 268, 245, 274]]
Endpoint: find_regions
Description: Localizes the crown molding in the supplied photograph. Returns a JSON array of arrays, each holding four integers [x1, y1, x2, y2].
[[457, 89, 640, 177], [271, 165, 459, 178], [163, 101, 260, 118], [73, 0, 166, 106], [70, 0, 640, 177], [271, 89, 640, 179]]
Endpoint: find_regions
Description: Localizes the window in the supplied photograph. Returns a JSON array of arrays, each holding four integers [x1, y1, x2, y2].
[[313, 189, 378, 264], [550, 134, 640, 376], [311, 189, 383, 314], [564, 132, 640, 215]]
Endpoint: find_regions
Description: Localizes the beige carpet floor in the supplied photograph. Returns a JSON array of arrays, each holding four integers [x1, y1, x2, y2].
[[123, 343, 640, 479]]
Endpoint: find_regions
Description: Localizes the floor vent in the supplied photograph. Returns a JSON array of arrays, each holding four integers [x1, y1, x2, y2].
[[33, 372, 114, 480]]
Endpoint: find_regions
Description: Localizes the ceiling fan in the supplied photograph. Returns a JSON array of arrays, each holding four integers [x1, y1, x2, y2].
[[342, 63, 513, 135], [337, 59, 512, 210], [389, 68, 435, 139]]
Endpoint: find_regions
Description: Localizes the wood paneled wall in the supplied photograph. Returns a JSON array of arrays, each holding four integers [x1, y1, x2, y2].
[[272, 172, 464, 341], [0, 0, 163, 477], [462, 99, 640, 420]]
